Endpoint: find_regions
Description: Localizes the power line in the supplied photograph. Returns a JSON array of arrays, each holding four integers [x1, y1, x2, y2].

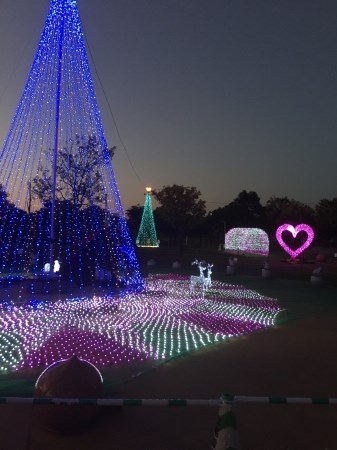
[[83, 30, 144, 188]]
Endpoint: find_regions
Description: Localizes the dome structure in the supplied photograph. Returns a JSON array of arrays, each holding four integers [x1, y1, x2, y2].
[[34, 355, 104, 433]]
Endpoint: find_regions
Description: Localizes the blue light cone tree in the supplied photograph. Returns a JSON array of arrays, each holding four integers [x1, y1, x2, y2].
[[0, 0, 143, 294], [136, 188, 159, 248]]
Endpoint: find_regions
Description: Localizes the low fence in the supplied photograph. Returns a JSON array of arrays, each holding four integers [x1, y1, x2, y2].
[[1, 394, 337, 450], [1, 394, 337, 406]]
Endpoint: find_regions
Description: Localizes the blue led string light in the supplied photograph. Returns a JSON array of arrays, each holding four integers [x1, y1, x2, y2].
[[0, 0, 143, 295]]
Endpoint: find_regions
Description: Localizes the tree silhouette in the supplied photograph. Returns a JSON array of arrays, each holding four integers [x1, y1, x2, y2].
[[32, 135, 115, 210], [265, 196, 314, 229], [315, 198, 337, 245], [126, 204, 143, 238], [153, 184, 206, 247], [222, 190, 265, 229]]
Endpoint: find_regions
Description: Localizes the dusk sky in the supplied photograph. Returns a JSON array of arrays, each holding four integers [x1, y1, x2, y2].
[[0, 0, 336, 212]]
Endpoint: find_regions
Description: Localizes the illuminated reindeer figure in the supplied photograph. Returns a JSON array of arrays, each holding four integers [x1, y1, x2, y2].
[[203, 263, 213, 290], [190, 259, 206, 291], [190, 260, 213, 294]]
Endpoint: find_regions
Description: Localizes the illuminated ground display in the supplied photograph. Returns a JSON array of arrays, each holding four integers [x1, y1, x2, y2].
[[276, 224, 314, 259], [225, 228, 269, 256], [0, 275, 281, 372]]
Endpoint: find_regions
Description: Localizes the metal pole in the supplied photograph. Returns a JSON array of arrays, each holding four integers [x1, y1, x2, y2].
[[49, 1, 65, 273]]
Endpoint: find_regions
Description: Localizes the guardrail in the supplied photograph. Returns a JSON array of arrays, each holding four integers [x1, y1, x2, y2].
[[1, 394, 336, 450]]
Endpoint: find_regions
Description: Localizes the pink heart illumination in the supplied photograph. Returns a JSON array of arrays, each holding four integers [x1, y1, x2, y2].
[[276, 224, 314, 259]]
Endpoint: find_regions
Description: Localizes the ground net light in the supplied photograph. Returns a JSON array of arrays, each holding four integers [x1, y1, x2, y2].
[[0, 275, 281, 372], [0, 0, 143, 296]]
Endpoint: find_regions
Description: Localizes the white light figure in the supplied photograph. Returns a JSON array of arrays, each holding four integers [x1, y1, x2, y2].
[[312, 267, 322, 276], [190, 260, 213, 297], [203, 264, 213, 290], [54, 260, 60, 273], [262, 260, 271, 279], [226, 256, 238, 275], [44, 260, 60, 274], [311, 266, 323, 287], [263, 261, 270, 270], [190, 259, 205, 290]]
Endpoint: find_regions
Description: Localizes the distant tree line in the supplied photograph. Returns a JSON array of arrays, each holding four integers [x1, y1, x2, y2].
[[126, 185, 337, 249]]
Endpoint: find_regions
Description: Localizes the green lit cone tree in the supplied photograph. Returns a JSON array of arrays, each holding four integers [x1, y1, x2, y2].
[[136, 187, 159, 247]]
